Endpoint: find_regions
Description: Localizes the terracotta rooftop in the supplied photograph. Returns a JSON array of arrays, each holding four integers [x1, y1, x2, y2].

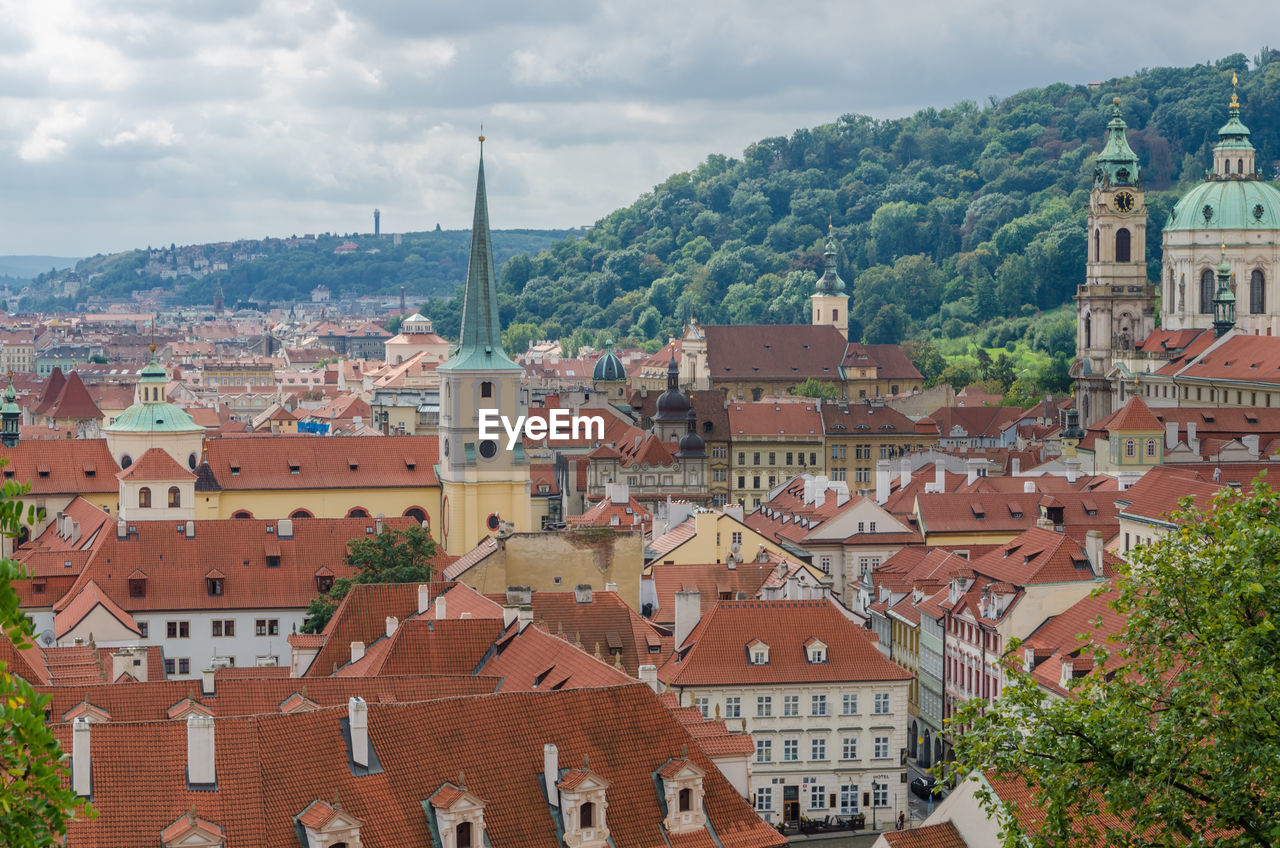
[[705, 324, 846, 382], [0, 438, 119, 494], [201, 434, 439, 489], [116, 447, 196, 481], [881, 821, 969, 848]]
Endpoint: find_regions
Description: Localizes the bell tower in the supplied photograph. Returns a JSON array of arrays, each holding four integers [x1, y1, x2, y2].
[[811, 228, 848, 340], [436, 135, 532, 555], [1073, 98, 1156, 426]]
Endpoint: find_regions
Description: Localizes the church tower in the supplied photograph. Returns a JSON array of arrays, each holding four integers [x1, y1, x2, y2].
[[436, 136, 532, 555], [1073, 98, 1156, 426], [811, 229, 849, 340]]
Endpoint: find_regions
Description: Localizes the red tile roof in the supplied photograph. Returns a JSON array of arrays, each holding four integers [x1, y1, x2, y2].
[[647, 562, 783, 626], [1173, 331, 1280, 383], [0, 438, 119, 494], [30, 367, 66, 416], [914, 491, 1118, 542], [658, 598, 911, 687], [53, 579, 139, 639], [1016, 581, 1127, 697], [201, 434, 438, 489], [1105, 396, 1162, 432], [1114, 465, 1226, 526], [44, 371, 104, 420], [882, 822, 969, 848], [58, 684, 786, 848], [116, 447, 196, 481], [929, 405, 1026, 439], [841, 343, 923, 380], [966, 528, 1110, 587], [704, 324, 847, 382], [477, 624, 635, 691], [728, 402, 823, 437]]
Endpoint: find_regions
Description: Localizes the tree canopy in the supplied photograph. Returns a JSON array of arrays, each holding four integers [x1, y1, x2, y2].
[[300, 524, 438, 634], [951, 481, 1280, 848]]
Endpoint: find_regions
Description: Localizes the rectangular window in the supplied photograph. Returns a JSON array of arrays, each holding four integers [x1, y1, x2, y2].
[[810, 453, 817, 466], [268, 619, 279, 636], [164, 658, 175, 675], [212, 620, 222, 637], [840, 785, 859, 813], [755, 738, 772, 763], [755, 787, 772, 811], [842, 737, 858, 760], [783, 695, 799, 716], [725, 696, 741, 718], [738, 452, 745, 465], [768, 452, 776, 465], [783, 738, 799, 761], [873, 783, 889, 807], [874, 736, 890, 759], [732, 532, 742, 546], [753, 452, 760, 465], [820, 556, 831, 574], [695, 696, 709, 718], [811, 737, 827, 761], [757, 695, 773, 717], [842, 693, 858, 715], [138, 622, 148, 639], [178, 658, 190, 675], [811, 694, 827, 716], [256, 619, 267, 636], [831, 445, 838, 459], [810, 784, 827, 810], [874, 693, 890, 714]]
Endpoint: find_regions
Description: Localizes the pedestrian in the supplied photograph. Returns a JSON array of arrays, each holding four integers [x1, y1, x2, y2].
[[897, 812, 905, 830]]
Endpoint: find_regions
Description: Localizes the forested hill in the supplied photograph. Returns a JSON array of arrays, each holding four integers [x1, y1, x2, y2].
[[433, 50, 1280, 362]]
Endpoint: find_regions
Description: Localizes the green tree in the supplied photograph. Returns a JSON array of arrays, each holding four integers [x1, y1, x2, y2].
[[789, 378, 838, 400], [0, 468, 92, 843], [903, 340, 946, 387], [300, 524, 438, 634], [952, 484, 1280, 848]]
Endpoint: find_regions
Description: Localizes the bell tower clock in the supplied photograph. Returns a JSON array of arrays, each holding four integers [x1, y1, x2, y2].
[[1072, 98, 1156, 426]]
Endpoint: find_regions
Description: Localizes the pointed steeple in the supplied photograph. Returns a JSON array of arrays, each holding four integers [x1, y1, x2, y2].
[[1094, 97, 1140, 188], [440, 134, 520, 373], [1213, 242, 1236, 337], [1, 373, 20, 447], [1213, 72, 1255, 178]]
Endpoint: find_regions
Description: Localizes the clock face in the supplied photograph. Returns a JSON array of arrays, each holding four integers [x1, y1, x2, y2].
[[1114, 191, 1135, 214]]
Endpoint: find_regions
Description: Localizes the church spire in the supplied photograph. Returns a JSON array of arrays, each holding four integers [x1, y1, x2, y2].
[[440, 133, 519, 373], [1213, 242, 1236, 337], [1094, 97, 1139, 188], [814, 224, 846, 295], [1213, 71, 1254, 178], [1, 372, 19, 447]]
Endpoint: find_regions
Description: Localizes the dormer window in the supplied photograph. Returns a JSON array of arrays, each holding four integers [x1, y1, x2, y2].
[[426, 781, 486, 848], [557, 764, 610, 848], [747, 639, 769, 665], [658, 756, 707, 834], [806, 638, 828, 664], [295, 799, 364, 848]]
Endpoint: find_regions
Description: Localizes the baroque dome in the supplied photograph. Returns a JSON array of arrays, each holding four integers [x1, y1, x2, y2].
[[592, 349, 626, 382], [1166, 178, 1280, 232]]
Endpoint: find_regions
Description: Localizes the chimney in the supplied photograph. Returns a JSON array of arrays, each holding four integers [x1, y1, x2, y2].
[[435, 595, 447, 620], [1243, 434, 1260, 458], [1023, 480, 1036, 493], [1060, 659, 1075, 688], [348, 697, 369, 769], [1023, 646, 1036, 672], [875, 460, 891, 505], [117, 518, 127, 539], [186, 714, 216, 786], [543, 743, 560, 807], [350, 641, 365, 664], [674, 588, 702, 650], [722, 504, 743, 522], [899, 457, 911, 490], [385, 616, 398, 638], [1188, 422, 1199, 453], [517, 606, 534, 632], [966, 457, 983, 486], [73, 717, 91, 797], [1084, 530, 1104, 577], [637, 664, 658, 692], [574, 584, 593, 604], [201, 667, 216, 697], [277, 518, 293, 539], [417, 584, 431, 615], [1165, 421, 1178, 450], [1011, 457, 1021, 477], [605, 581, 617, 592], [1065, 459, 1080, 484], [925, 458, 944, 493], [375, 517, 383, 535], [185, 520, 195, 539]]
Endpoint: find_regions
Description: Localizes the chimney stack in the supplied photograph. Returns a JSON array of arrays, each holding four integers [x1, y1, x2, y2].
[[1165, 421, 1179, 450], [1011, 457, 1021, 477], [899, 457, 911, 490], [1084, 530, 1104, 577], [544, 743, 560, 807], [186, 714, 216, 786], [1065, 458, 1080, 484], [349, 697, 369, 768], [875, 460, 891, 505], [435, 594, 447, 620], [385, 616, 398, 639], [350, 641, 365, 664], [966, 457, 984, 486], [573, 584, 593, 603], [73, 717, 91, 797], [637, 664, 659, 692], [417, 584, 431, 615], [185, 520, 195, 539], [1023, 480, 1036, 493], [674, 588, 702, 650], [201, 667, 216, 697], [517, 606, 534, 632]]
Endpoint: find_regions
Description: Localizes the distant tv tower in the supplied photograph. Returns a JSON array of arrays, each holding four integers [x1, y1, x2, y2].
[[374, 208, 381, 237], [400, 286, 406, 312]]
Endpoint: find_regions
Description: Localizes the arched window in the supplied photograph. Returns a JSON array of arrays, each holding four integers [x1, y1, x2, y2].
[[456, 822, 472, 848], [121, 454, 133, 469], [1225, 158, 1231, 175], [1115, 228, 1130, 263], [1146, 439, 1157, 457], [346, 507, 370, 518], [1093, 229, 1100, 262], [138, 487, 151, 508], [1200, 269, 1215, 314], [232, 510, 253, 519], [290, 509, 313, 519], [1239, 158, 1244, 175], [481, 381, 493, 399], [167, 486, 180, 508], [403, 507, 427, 524], [1084, 313, 1091, 348], [580, 802, 595, 829], [1251, 269, 1266, 314], [679, 787, 692, 812], [1124, 439, 1135, 458]]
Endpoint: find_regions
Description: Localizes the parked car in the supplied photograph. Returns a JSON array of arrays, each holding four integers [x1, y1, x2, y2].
[[910, 776, 943, 800]]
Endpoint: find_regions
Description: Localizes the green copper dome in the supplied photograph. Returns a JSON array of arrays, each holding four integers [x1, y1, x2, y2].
[[814, 232, 846, 295], [592, 347, 626, 382], [1165, 179, 1280, 231], [103, 359, 202, 434], [1094, 99, 1140, 188]]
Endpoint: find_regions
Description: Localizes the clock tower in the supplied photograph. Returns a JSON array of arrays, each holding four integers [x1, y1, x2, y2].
[[437, 137, 532, 555], [1072, 98, 1156, 426]]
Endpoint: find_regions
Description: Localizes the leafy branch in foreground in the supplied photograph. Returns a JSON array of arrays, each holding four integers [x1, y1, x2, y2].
[[951, 481, 1280, 848]]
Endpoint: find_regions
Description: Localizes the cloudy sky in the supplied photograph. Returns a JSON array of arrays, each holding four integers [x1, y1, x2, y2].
[[1, 0, 1276, 257]]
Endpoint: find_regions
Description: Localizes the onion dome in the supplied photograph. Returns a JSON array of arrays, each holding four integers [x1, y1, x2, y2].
[[592, 343, 626, 382], [676, 407, 706, 458], [814, 229, 846, 295], [1094, 97, 1140, 189], [654, 358, 690, 421]]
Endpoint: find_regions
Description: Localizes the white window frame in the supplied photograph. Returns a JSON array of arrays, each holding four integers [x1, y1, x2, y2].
[[756, 738, 772, 763], [874, 693, 890, 714], [842, 693, 858, 715], [783, 695, 800, 716], [874, 736, 890, 759], [811, 694, 828, 716], [842, 737, 858, 760], [725, 696, 741, 718]]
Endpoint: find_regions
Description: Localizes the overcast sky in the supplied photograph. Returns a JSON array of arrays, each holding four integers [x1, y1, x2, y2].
[[1, 0, 1276, 257]]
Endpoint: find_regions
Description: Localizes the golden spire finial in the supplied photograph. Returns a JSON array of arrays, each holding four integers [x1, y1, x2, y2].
[[1230, 72, 1240, 109], [1113, 96, 1121, 106], [478, 123, 485, 145]]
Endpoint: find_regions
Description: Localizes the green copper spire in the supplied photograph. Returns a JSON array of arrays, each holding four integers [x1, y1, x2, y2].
[[439, 134, 520, 373], [1, 373, 19, 448], [1213, 242, 1236, 338], [814, 226, 846, 295], [1094, 97, 1140, 189], [1216, 72, 1253, 152]]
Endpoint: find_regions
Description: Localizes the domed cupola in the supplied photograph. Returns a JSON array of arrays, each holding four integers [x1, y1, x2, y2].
[[676, 407, 706, 458], [815, 232, 846, 295], [592, 344, 626, 383], [654, 358, 691, 441], [103, 347, 206, 473], [1094, 97, 1140, 189]]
